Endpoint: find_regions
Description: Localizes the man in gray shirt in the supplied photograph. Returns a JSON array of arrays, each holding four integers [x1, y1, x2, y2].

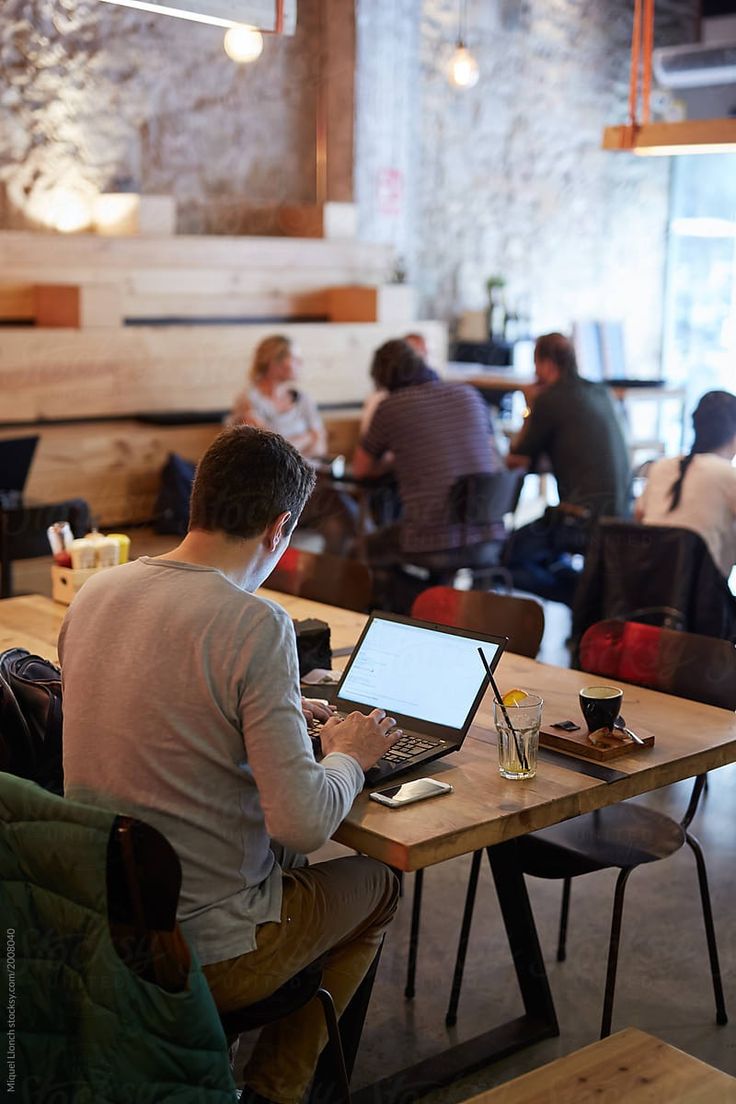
[[61, 426, 401, 1104]]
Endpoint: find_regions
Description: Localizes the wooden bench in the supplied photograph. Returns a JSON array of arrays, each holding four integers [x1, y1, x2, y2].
[[465, 1028, 735, 1103]]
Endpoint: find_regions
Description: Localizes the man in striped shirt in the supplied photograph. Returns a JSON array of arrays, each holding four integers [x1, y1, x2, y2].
[[353, 339, 505, 576]]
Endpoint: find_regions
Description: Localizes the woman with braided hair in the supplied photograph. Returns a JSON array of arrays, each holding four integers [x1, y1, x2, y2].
[[636, 389, 736, 578]]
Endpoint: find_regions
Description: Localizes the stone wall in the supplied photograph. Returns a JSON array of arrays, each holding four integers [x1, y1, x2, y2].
[[0, 0, 321, 234], [1, 0, 700, 369], [355, 0, 699, 374]]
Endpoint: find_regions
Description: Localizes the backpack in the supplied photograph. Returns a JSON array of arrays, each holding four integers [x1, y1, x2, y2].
[[153, 452, 196, 535], [0, 648, 64, 795]]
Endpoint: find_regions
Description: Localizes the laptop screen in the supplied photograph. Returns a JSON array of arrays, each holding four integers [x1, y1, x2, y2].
[[337, 615, 504, 731]]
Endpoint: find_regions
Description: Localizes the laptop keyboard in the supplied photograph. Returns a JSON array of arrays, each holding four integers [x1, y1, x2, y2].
[[307, 718, 440, 765], [380, 733, 441, 765]]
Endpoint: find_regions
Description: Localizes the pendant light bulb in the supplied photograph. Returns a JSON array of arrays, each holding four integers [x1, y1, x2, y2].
[[224, 23, 263, 63], [448, 41, 479, 88]]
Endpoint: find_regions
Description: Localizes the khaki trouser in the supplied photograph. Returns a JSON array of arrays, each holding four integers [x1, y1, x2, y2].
[[202, 856, 399, 1104]]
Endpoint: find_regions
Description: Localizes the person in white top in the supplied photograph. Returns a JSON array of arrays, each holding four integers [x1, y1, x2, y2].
[[229, 335, 359, 553], [228, 334, 327, 458], [636, 389, 736, 578]]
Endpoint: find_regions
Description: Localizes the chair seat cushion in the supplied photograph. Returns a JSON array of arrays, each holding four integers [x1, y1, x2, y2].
[[518, 803, 685, 876]]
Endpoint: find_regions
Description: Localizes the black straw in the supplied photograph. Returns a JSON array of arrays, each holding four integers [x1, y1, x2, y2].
[[478, 647, 530, 772]]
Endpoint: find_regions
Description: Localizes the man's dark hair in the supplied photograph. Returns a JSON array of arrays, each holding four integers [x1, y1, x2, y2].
[[189, 426, 316, 538], [534, 332, 579, 378], [371, 339, 438, 392]]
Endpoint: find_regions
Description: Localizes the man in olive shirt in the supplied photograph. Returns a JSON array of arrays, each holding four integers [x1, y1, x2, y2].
[[504, 332, 630, 603]]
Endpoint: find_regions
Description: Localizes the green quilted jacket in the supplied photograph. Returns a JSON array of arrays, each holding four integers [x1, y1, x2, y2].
[[0, 772, 237, 1103]]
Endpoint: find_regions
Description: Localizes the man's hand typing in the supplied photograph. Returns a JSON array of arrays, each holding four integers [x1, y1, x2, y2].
[[319, 709, 402, 773]]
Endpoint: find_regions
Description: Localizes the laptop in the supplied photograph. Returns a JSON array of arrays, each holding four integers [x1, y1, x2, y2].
[[0, 436, 39, 506], [328, 611, 507, 786]]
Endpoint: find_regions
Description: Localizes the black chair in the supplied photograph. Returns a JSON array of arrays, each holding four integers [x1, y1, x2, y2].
[[386, 471, 523, 611], [572, 519, 736, 649], [444, 625, 734, 1039], [220, 958, 351, 1104]]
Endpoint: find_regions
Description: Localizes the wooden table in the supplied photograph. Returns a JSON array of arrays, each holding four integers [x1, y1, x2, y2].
[[3, 592, 735, 1100], [466, 1028, 736, 1104], [0, 590, 365, 664]]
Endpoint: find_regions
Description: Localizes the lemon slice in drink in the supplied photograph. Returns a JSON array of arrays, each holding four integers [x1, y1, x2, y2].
[[502, 688, 528, 707]]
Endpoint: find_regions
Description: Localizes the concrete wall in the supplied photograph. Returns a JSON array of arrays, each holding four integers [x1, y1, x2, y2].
[[1, 0, 699, 370], [355, 0, 699, 374], [0, 0, 321, 234]]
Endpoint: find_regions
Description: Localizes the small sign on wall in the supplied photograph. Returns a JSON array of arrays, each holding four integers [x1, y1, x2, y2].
[[376, 168, 404, 216]]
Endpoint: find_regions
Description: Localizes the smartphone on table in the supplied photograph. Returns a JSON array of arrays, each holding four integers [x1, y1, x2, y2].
[[369, 777, 453, 808]]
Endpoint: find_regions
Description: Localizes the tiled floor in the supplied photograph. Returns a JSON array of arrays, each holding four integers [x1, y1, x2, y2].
[[13, 533, 736, 1098]]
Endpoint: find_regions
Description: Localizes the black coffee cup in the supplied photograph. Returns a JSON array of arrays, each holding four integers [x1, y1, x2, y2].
[[579, 685, 623, 733]]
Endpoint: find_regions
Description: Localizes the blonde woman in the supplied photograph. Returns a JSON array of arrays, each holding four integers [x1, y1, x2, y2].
[[228, 335, 327, 459], [229, 335, 357, 553]]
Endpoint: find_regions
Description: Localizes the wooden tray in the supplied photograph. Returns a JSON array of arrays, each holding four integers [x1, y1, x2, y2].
[[540, 723, 654, 762]]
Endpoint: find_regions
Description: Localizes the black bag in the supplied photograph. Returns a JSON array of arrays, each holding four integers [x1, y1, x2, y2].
[[0, 648, 64, 795], [293, 619, 331, 678], [153, 453, 196, 535]]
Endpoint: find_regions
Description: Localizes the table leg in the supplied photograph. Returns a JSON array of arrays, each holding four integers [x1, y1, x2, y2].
[[351, 840, 558, 1104]]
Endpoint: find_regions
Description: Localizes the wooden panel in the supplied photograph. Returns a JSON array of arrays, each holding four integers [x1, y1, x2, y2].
[[0, 231, 392, 275], [0, 284, 34, 321], [324, 414, 361, 458], [34, 284, 123, 328], [327, 285, 416, 323], [466, 1028, 735, 1104], [0, 321, 448, 422], [122, 290, 328, 320], [0, 412, 362, 526], [0, 421, 221, 527]]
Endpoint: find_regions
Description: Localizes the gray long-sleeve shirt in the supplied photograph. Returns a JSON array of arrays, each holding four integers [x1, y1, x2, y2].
[[60, 557, 363, 965]]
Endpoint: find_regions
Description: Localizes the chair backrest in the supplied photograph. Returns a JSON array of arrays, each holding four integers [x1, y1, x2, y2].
[[572, 519, 736, 646], [265, 547, 372, 612], [448, 470, 523, 525], [411, 586, 545, 659], [579, 619, 736, 711], [107, 815, 192, 992]]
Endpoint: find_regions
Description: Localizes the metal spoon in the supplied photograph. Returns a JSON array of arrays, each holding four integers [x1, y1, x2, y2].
[[614, 715, 645, 746]]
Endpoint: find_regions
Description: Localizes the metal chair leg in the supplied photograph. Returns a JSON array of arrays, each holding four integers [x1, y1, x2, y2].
[[557, 877, 572, 962], [686, 831, 728, 1026], [404, 869, 423, 999], [600, 867, 632, 1039], [315, 988, 352, 1104], [446, 849, 483, 1027]]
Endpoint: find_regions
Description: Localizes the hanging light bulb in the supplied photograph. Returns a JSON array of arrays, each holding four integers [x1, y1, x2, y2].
[[449, 43, 479, 88], [223, 23, 264, 63], [448, 0, 479, 89]]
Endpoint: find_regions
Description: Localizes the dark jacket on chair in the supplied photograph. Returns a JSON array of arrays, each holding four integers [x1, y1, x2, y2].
[[572, 519, 736, 646], [0, 773, 236, 1103]]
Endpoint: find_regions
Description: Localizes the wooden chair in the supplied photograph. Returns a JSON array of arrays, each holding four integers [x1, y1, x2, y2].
[[446, 623, 732, 1038], [402, 589, 544, 1001], [265, 547, 372, 612], [411, 587, 544, 660]]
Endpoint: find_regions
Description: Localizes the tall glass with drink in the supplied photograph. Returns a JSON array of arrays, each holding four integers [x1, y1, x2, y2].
[[494, 690, 543, 780]]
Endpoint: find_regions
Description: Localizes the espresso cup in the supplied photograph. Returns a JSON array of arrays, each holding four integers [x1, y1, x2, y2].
[[579, 685, 623, 733]]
